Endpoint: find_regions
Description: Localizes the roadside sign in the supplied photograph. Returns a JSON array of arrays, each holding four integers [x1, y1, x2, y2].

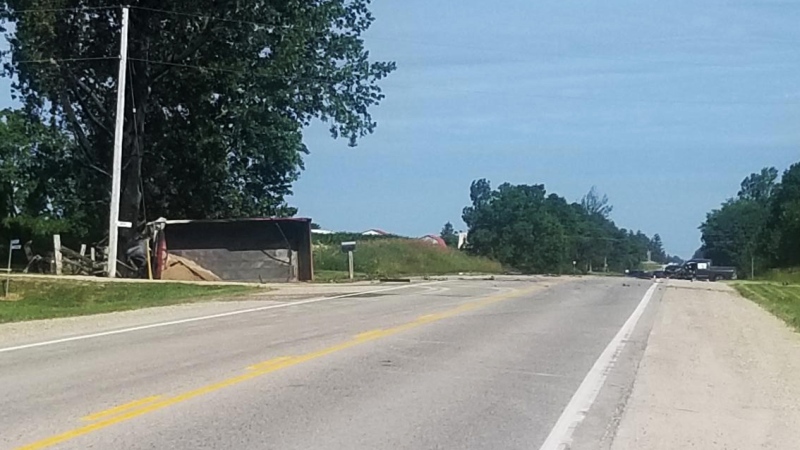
[[10, 239, 19, 245], [10, 244, 21, 250], [118, 221, 133, 229]]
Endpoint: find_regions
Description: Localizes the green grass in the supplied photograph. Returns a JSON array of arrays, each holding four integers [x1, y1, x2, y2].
[[314, 239, 503, 279], [734, 281, 800, 331], [755, 267, 800, 285], [0, 278, 256, 323]]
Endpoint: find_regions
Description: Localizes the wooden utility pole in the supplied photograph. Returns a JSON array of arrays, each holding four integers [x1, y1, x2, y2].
[[107, 6, 130, 278]]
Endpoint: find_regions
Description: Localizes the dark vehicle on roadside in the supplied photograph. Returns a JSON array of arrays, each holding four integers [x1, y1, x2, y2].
[[673, 259, 736, 281], [664, 264, 682, 277], [626, 270, 654, 279]]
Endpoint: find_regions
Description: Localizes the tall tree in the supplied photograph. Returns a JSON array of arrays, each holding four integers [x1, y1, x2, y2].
[[1, 1, 395, 251], [462, 179, 666, 274], [700, 199, 768, 276], [738, 167, 779, 202], [699, 164, 796, 277], [581, 186, 613, 218], [0, 109, 76, 243], [439, 221, 457, 248], [767, 163, 800, 266], [648, 234, 667, 263]]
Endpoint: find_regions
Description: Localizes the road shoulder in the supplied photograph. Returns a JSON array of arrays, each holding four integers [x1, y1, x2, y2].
[[609, 280, 800, 449], [569, 280, 664, 450]]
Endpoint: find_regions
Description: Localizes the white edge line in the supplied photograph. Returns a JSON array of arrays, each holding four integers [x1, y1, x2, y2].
[[0, 281, 444, 355], [538, 282, 659, 450]]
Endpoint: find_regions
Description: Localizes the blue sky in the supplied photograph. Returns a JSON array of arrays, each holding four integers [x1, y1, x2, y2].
[[292, 0, 800, 258], [2, 1, 798, 258]]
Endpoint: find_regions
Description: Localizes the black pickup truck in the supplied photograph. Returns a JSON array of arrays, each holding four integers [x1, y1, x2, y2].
[[673, 259, 736, 281]]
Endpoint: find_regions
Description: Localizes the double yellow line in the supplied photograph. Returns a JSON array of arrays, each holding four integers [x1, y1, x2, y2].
[[16, 285, 539, 450]]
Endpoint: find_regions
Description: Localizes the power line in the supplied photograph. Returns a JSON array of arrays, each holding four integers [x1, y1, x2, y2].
[[127, 57, 243, 75], [127, 57, 344, 83], [5, 5, 116, 14], [128, 5, 288, 29], [12, 56, 117, 64]]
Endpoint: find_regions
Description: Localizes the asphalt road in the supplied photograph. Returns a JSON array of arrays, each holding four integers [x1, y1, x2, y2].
[[0, 277, 657, 450]]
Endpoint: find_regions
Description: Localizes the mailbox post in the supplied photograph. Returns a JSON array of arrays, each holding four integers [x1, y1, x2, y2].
[[5, 239, 21, 297], [341, 241, 357, 280]]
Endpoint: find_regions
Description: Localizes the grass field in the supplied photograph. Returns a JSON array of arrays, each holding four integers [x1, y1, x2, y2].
[[314, 239, 503, 279], [735, 281, 800, 331], [0, 278, 255, 323]]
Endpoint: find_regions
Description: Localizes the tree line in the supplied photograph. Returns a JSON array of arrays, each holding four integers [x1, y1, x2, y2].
[[457, 179, 677, 274], [699, 161, 800, 278], [0, 1, 393, 254]]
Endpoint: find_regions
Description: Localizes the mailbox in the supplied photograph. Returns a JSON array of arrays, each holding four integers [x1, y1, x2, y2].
[[341, 241, 357, 253]]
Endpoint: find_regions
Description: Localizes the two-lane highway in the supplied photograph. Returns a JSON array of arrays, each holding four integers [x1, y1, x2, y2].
[[0, 277, 658, 449]]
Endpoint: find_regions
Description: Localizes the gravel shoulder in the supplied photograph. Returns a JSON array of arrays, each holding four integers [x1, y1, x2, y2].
[[610, 279, 800, 450]]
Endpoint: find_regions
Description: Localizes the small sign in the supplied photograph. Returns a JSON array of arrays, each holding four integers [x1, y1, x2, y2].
[[10, 244, 21, 250], [10, 239, 20, 245], [117, 221, 133, 228]]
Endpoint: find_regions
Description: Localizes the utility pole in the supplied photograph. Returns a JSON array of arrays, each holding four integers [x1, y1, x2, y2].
[[107, 6, 130, 278]]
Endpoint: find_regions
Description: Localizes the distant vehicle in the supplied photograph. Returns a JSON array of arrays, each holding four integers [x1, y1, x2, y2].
[[673, 259, 736, 281], [626, 270, 653, 280], [664, 264, 682, 277]]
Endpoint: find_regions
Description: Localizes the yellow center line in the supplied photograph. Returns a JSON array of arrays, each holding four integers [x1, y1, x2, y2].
[[81, 396, 162, 422], [15, 285, 539, 450]]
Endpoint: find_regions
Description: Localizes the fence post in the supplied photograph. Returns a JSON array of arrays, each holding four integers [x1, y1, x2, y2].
[[53, 234, 63, 276]]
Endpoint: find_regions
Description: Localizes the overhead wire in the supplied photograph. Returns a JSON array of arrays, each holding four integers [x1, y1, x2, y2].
[[126, 56, 348, 84], [127, 5, 288, 29], [12, 56, 117, 64], [4, 5, 116, 14]]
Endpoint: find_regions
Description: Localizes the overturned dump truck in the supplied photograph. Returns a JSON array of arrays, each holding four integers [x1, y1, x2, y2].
[[150, 218, 313, 283]]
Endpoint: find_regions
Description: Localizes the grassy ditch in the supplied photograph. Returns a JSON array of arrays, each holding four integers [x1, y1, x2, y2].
[[0, 277, 255, 323], [314, 239, 503, 280], [735, 281, 800, 331], [756, 267, 800, 285]]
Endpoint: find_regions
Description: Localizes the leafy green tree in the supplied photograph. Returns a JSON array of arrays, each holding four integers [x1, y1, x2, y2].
[[1, 0, 395, 250], [440, 222, 458, 248], [462, 179, 666, 274], [463, 181, 565, 272], [701, 199, 768, 276], [738, 167, 778, 202], [699, 165, 789, 277], [767, 163, 800, 267], [648, 234, 667, 263], [0, 109, 76, 245], [581, 186, 613, 218]]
